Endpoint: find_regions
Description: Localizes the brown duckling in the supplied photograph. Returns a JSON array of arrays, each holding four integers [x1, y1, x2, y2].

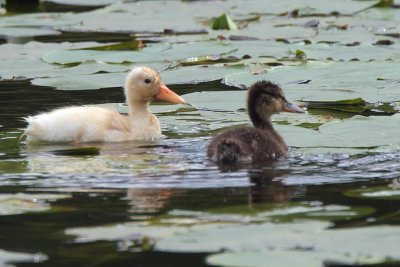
[[207, 80, 304, 164]]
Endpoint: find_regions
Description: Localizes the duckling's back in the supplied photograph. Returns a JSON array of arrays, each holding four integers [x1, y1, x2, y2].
[[207, 127, 287, 164]]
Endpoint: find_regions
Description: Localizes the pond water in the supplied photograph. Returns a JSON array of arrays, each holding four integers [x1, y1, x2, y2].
[[1, 1, 400, 267]]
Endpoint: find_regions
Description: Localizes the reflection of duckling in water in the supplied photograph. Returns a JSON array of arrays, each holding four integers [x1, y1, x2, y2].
[[24, 67, 186, 143], [248, 167, 297, 204], [208, 80, 304, 164], [127, 188, 178, 217]]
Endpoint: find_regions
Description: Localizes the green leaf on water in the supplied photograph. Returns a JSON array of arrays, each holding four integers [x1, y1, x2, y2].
[[212, 13, 238, 30], [295, 49, 307, 61]]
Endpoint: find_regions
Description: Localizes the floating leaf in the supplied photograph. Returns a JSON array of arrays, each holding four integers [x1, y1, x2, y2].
[[194, 203, 375, 222], [225, 61, 400, 103], [174, 54, 240, 67], [281, 114, 400, 150], [0, 193, 71, 215], [295, 49, 307, 61], [0, 249, 46, 266], [345, 186, 400, 200], [66, 219, 400, 266]]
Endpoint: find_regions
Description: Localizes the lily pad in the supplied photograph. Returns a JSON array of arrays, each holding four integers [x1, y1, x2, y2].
[[66, 219, 400, 266], [317, 114, 400, 148], [345, 186, 400, 200], [0, 249, 46, 266], [0, 193, 70, 215], [225, 61, 400, 102], [179, 202, 375, 223], [230, 0, 380, 16], [42, 42, 239, 65], [279, 114, 400, 150], [0, 26, 60, 39], [31, 64, 244, 90], [32, 72, 126, 90]]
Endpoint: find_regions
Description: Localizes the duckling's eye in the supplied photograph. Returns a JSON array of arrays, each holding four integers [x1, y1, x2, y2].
[[144, 78, 151, 84]]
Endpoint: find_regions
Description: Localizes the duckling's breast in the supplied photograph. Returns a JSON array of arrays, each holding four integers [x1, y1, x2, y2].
[[207, 127, 287, 163]]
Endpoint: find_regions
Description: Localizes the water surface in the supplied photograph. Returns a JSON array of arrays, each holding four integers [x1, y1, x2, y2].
[[1, 1, 400, 266]]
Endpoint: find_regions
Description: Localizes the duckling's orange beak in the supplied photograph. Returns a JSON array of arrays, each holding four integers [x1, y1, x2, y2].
[[155, 83, 186, 104], [283, 100, 305, 113]]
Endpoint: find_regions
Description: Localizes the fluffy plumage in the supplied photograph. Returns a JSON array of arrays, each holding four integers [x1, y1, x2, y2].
[[207, 80, 304, 164], [24, 67, 186, 143]]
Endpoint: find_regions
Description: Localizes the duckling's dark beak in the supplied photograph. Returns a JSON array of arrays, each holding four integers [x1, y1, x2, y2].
[[283, 100, 305, 113]]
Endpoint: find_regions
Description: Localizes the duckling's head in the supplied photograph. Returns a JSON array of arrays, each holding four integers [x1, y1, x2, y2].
[[247, 80, 304, 128], [124, 67, 186, 104]]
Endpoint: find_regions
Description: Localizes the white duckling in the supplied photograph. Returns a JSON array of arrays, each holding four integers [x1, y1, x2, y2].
[[24, 67, 186, 143]]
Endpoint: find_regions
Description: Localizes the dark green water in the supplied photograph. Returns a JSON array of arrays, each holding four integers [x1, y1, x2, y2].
[[0, 84, 399, 266]]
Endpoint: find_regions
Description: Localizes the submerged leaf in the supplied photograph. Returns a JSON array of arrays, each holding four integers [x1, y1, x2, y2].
[[303, 98, 367, 113], [76, 40, 145, 51], [50, 147, 100, 156], [303, 98, 400, 115], [373, 0, 394, 7]]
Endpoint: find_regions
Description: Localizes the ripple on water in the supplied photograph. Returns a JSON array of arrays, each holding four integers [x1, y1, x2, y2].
[[1, 138, 400, 189]]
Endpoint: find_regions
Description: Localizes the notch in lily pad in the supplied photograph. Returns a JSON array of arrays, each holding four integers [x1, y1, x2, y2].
[[212, 13, 238, 30]]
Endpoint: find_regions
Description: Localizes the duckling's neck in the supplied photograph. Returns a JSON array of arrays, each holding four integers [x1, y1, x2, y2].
[[253, 119, 274, 130], [248, 108, 274, 130], [252, 119, 275, 131], [127, 100, 151, 119]]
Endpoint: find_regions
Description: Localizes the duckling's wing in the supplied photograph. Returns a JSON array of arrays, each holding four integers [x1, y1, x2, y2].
[[108, 112, 131, 133]]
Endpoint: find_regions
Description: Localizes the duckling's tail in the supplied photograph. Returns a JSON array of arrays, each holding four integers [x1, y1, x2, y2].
[[217, 140, 241, 164]]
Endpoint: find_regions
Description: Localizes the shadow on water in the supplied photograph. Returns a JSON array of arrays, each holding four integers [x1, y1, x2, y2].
[[0, 79, 238, 128], [3, 0, 106, 13]]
